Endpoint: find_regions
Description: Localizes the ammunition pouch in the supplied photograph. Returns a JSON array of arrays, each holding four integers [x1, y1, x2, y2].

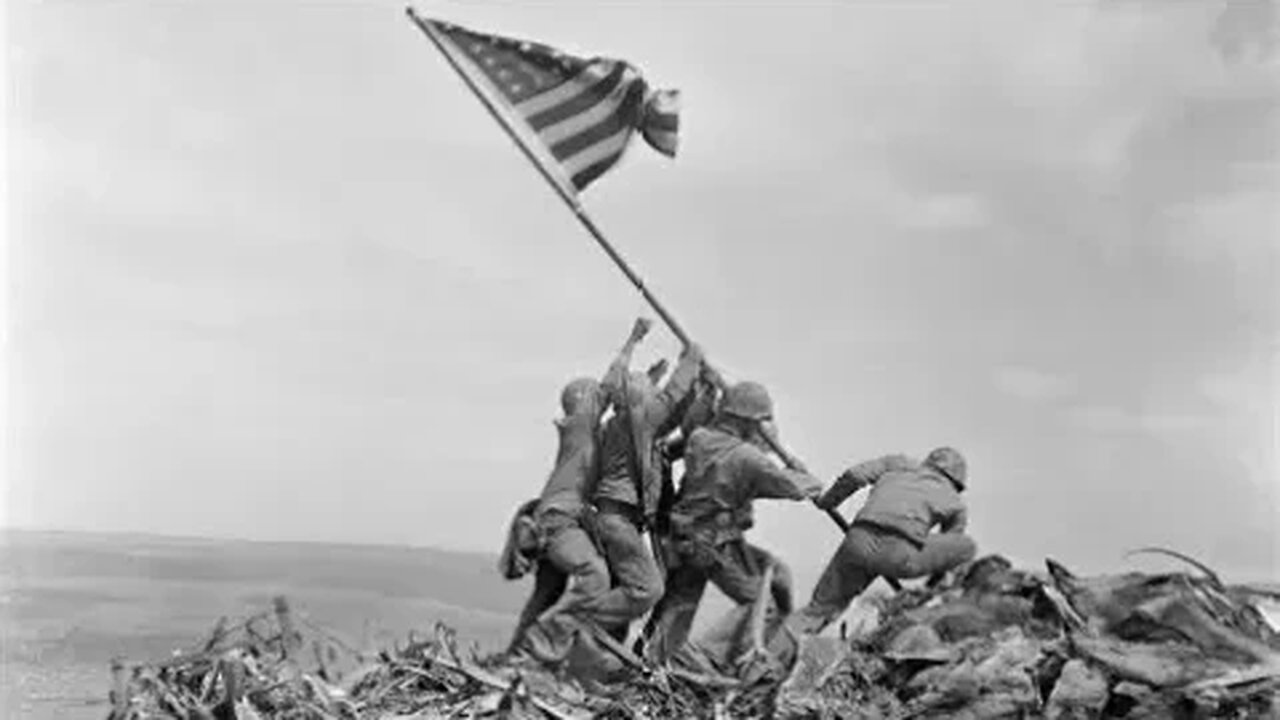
[[595, 497, 646, 530], [666, 502, 756, 569]]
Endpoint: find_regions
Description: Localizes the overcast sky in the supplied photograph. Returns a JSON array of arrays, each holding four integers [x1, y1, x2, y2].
[[4, 0, 1277, 587]]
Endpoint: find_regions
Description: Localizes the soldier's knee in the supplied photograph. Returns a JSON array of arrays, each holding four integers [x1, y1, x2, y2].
[[939, 534, 977, 568], [576, 573, 610, 599], [626, 574, 664, 614], [908, 534, 977, 577], [569, 559, 611, 596]]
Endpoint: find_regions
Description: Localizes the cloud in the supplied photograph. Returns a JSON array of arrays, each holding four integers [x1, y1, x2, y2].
[[1068, 405, 1215, 435], [1199, 366, 1276, 413], [1195, 364, 1278, 497], [861, 0, 1278, 266], [992, 366, 1074, 402], [896, 193, 990, 231], [1165, 190, 1280, 285]]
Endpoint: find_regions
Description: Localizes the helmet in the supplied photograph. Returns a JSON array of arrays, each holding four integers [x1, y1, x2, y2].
[[720, 381, 774, 421], [924, 446, 967, 489], [560, 377, 601, 416]]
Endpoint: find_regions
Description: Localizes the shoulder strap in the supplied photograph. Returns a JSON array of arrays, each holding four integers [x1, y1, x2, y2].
[[580, 408, 610, 504]]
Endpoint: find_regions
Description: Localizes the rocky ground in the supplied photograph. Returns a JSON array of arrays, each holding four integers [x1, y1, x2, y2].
[[104, 553, 1279, 719]]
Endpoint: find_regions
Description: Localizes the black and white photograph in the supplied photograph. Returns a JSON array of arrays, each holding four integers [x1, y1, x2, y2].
[[2, 0, 1278, 717]]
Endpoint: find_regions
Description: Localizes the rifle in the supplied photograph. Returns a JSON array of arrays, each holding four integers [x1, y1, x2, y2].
[[616, 371, 668, 579]]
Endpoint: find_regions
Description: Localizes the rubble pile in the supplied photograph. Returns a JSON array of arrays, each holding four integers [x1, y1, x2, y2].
[[106, 556, 1279, 719], [777, 554, 1280, 719]]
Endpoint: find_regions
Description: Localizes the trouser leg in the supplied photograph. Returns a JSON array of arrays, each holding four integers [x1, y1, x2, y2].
[[788, 526, 881, 635], [640, 563, 708, 664], [507, 562, 566, 653], [736, 543, 793, 616], [541, 522, 611, 611], [683, 541, 779, 665], [518, 522, 610, 662], [897, 532, 978, 578], [575, 511, 664, 632]]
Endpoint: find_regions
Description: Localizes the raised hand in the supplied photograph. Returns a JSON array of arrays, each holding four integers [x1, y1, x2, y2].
[[628, 317, 653, 345]]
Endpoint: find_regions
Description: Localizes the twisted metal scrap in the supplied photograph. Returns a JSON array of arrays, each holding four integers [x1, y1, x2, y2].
[[110, 553, 1280, 720]]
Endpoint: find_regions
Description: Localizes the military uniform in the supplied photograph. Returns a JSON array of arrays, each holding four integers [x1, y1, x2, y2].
[[506, 381, 615, 657], [575, 346, 703, 633], [789, 449, 977, 635], [641, 411, 823, 665]]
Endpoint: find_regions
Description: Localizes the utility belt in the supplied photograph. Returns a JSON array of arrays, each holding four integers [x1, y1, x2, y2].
[[853, 518, 926, 551], [594, 497, 647, 531]]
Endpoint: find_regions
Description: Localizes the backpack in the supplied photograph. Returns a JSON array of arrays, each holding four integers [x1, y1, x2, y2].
[[497, 498, 544, 580]]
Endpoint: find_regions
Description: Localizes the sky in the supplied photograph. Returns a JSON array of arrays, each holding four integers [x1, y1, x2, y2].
[[3, 0, 1278, 589]]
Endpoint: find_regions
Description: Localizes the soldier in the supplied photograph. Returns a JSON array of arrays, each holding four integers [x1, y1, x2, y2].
[[505, 318, 652, 660], [651, 367, 722, 547], [572, 341, 706, 642], [787, 447, 978, 635], [639, 381, 824, 666]]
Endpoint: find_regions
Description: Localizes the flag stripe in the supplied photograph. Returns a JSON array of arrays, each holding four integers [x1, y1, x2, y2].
[[428, 20, 579, 195], [537, 74, 636, 147], [549, 82, 644, 161], [527, 63, 628, 131], [645, 112, 679, 133], [515, 64, 611, 117], [561, 125, 633, 178], [416, 15, 678, 195], [571, 155, 622, 190]]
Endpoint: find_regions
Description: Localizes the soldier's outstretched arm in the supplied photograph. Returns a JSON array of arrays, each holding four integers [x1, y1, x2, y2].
[[647, 342, 704, 434], [815, 454, 914, 510], [740, 448, 824, 501], [601, 317, 653, 393], [758, 421, 811, 474]]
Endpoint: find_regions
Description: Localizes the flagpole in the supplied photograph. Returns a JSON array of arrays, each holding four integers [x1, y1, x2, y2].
[[405, 7, 858, 539], [405, 7, 693, 347]]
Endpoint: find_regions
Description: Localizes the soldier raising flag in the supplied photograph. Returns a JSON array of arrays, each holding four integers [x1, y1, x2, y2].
[[405, 7, 863, 683]]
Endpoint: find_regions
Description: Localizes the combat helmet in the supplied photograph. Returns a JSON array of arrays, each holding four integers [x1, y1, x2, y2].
[[924, 446, 967, 490], [560, 377, 601, 416], [720, 381, 774, 422]]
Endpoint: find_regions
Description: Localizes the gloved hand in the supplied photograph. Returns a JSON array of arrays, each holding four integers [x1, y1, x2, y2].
[[682, 341, 705, 364], [629, 317, 653, 344], [804, 482, 825, 502], [700, 362, 727, 390]]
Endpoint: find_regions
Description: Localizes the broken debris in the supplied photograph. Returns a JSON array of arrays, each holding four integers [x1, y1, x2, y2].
[[106, 555, 1279, 718]]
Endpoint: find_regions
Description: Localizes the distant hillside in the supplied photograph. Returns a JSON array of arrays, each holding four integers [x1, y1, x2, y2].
[[0, 529, 527, 719]]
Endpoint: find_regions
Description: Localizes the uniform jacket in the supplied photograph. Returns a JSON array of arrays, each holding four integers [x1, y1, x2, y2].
[[535, 410, 603, 519], [592, 350, 702, 524], [670, 426, 822, 546], [820, 454, 968, 547]]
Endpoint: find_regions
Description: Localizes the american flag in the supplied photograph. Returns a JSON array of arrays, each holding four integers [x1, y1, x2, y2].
[[412, 15, 679, 194]]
